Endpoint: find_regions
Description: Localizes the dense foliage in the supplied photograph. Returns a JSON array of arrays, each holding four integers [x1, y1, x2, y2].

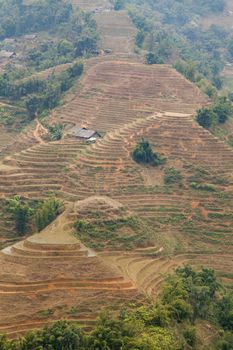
[[0, 266, 232, 349], [7, 195, 63, 235], [7, 195, 33, 235], [0, 61, 83, 120], [0, 0, 98, 60], [196, 97, 233, 128], [132, 138, 166, 166], [35, 197, 63, 232]]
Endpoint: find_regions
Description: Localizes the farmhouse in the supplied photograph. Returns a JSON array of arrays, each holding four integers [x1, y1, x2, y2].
[[67, 127, 101, 141]]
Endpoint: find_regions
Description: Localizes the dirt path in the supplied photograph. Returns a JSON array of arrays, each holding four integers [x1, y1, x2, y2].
[[33, 120, 48, 145]]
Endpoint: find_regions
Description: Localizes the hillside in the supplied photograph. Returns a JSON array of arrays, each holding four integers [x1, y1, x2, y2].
[[0, 0, 233, 346]]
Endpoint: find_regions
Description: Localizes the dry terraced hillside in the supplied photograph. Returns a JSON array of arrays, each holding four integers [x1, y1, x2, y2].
[[0, 0, 233, 338], [0, 199, 139, 337]]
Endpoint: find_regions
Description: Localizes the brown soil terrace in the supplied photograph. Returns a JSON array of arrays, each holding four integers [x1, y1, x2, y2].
[[0, 0, 233, 338]]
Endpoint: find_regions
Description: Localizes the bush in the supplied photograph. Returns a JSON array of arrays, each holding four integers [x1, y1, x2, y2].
[[48, 123, 64, 141], [196, 98, 233, 129], [196, 107, 216, 128], [164, 168, 183, 185], [190, 182, 216, 191], [133, 138, 166, 166], [183, 326, 197, 347]]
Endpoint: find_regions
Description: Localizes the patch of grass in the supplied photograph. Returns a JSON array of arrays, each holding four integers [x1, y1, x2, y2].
[[208, 212, 233, 219], [38, 308, 54, 318]]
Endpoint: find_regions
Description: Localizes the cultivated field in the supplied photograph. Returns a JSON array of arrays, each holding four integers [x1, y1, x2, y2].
[[0, 199, 139, 337], [0, 1, 233, 338]]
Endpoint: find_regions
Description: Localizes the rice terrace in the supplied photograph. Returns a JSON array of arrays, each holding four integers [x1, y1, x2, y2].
[[0, 0, 233, 349]]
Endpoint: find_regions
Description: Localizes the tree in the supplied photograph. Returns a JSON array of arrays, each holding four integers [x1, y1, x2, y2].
[[213, 97, 233, 123], [19, 320, 86, 350], [196, 107, 216, 128], [35, 197, 63, 232], [113, 0, 125, 11], [57, 39, 74, 55], [228, 37, 233, 59], [132, 138, 165, 166], [26, 95, 41, 119], [217, 293, 233, 330], [146, 52, 164, 65], [7, 195, 33, 235]]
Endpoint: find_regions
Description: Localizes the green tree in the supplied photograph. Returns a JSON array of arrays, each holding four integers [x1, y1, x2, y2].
[[133, 138, 165, 166], [35, 197, 63, 232], [213, 97, 233, 123], [7, 195, 33, 235], [57, 39, 74, 55], [19, 320, 86, 350], [196, 107, 216, 128], [217, 293, 233, 330]]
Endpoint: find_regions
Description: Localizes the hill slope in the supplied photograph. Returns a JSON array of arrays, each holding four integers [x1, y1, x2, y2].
[[0, 0, 233, 340]]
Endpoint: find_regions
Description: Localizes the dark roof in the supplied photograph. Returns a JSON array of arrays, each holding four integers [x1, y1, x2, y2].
[[69, 127, 98, 139]]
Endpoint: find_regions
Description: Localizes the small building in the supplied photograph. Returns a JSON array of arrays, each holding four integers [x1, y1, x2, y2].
[[67, 127, 101, 141], [0, 50, 16, 60]]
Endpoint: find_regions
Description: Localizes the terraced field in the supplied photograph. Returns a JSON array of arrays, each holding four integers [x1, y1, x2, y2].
[[95, 11, 137, 53], [0, 201, 139, 337], [1, 0, 233, 339], [55, 60, 207, 131]]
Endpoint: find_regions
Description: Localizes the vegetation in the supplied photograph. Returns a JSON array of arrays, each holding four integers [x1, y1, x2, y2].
[[35, 197, 63, 232], [75, 216, 155, 250], [7, 195, 33, 235], [164, 167, 183, 186], [7, 195, 63, 235], [133, 138, 166, 166], [196, 97, 233, 128], [0, 61, 83, 122], [0, 0, 97, 128], [48, 123, 64, 141], [113, 0, 233, 94], [0, 266, 232, 349], [0, 0, 98, 63], [190, 182, 217, 191]]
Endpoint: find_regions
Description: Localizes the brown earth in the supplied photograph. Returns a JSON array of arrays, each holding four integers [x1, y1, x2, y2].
[[0, 0, 233, 338]]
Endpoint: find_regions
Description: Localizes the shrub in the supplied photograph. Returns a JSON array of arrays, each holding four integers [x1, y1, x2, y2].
[[183, 326, 197, 347], [196, 107, 216, 128], [164, 167, 183, 185], [133, 138, 166, 166], [190, 182, 216, 191], [48, 123, 64, 141]]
